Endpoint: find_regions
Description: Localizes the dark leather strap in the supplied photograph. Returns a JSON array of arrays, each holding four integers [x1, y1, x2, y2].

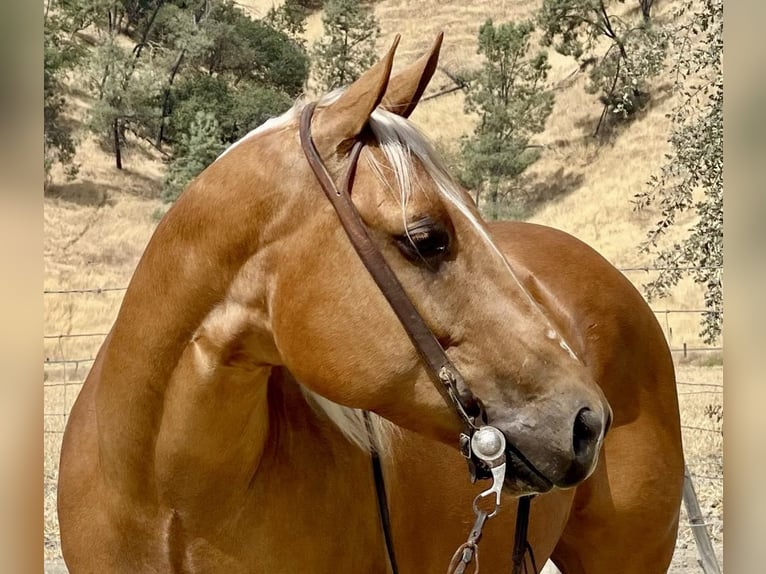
[[298, 101, 537, 574], [299, 102, 479, 435], [511, 496, 538, 574], [364, 411, 399, 574]]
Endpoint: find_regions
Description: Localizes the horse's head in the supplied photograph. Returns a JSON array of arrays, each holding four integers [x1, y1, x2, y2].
[[211, 35, 610, 494]]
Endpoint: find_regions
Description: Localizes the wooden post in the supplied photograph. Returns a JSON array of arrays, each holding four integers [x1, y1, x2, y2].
[[682, 465, 721, 574], [684, 342, 687, 358]]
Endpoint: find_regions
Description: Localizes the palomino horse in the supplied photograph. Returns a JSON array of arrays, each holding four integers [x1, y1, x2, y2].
[[58, 35, 684, 573]]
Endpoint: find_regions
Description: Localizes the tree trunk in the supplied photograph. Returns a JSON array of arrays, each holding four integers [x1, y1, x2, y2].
[[594, 57, 622, 137], [113, 118, 123, 170], [134, 1, 165, 60], [156, 49, 186, 149]]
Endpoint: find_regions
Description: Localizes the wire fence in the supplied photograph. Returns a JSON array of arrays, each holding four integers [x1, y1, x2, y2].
[[43, 270, 724, 569]]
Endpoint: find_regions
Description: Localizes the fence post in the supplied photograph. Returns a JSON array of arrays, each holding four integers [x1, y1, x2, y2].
[[683, 342, 687, 359], [682, 465, 721, 574]]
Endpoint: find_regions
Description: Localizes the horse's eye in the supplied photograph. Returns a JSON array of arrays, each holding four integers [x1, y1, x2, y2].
[[395, 220, 451, 266]]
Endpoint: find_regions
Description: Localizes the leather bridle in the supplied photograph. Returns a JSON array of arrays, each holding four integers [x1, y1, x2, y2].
[[299, 103, 483, 440], [298, 102, 538, 574]]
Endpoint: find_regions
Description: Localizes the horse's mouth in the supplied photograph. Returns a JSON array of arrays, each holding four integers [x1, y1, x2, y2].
[[503, 449, 554, 494]]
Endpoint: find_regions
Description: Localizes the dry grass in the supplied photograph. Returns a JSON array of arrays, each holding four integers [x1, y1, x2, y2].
[[43, 1, 722, 569], [672, 364, 724, 570]]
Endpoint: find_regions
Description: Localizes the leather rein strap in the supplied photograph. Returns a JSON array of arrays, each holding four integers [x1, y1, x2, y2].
[[298, 102, 536, 574], [299, 102, 480, 435]]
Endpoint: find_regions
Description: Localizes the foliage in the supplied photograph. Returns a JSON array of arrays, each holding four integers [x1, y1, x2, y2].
[[459, 19, 555, 220], [80, 23, 162, 167], [162, 111, 225, 202], [44, 10, 84, 186], [55, 0, 117, 35], [266, 0, 309, 42], [168, 75, 292, 145], [45, 0, 307, 180], [633, 0, 722, 343], [296, 0, 324, 9], [538, 0, 667, 130], [199, 1, 309, 96], [312, 0, 380, 91]]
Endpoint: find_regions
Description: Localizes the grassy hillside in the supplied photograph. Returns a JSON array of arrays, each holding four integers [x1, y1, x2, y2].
[[45, 0, 710, 350]]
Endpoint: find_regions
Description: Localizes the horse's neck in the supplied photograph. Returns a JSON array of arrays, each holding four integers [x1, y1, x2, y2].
[[93, 174, 282, 501]]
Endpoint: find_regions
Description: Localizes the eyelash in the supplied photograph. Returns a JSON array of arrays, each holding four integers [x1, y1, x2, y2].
[[395, 224, 451, 265]]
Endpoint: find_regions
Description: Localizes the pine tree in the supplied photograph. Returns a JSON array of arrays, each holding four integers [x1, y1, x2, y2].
[[162, 111, 225, 203], [266, 0, 309, 43], [312, 0, 380, 91], [460, 19, 555, 220]]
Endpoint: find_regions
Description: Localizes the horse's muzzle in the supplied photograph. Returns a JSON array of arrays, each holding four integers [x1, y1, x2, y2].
[[492, 400, 612, 492]]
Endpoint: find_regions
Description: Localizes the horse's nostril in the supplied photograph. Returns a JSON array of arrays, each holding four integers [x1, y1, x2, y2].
[[572, 407, 603, 460]]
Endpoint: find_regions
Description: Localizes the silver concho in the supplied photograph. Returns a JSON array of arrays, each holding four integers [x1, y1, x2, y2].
[[470, 426, 506, 463]]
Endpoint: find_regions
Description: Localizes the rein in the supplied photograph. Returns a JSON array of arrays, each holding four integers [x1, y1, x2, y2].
[[299, 103, 481, 438], [299, 102, 537, 574]]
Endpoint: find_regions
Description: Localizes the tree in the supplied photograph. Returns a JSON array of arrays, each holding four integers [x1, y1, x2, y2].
[[70, 0, 307, 169], [153, 2, 306, 197], [45, 0, 307, 191], [633, 0, 723, 343], [459, 19, 555, 220], [168, 75, 292, 146], [44, 7, 84, 187], [312, 0, 380, 91], [538, 0, 667, 134], [198, 1, 308, 95], [82, 26, 157, 169], [266, 0, 309, 43], [76, 0, 170, 169], [162, 110, 225, 202]]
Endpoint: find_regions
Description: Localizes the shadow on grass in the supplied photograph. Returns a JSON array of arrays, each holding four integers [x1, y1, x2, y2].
[[46, 167, 163, 204], [526, 168, 585, 205], [45, 180, 115, 207], [479, 168, 586, 222], [574, 84, 676, 145], [520, 168, 586, 218]]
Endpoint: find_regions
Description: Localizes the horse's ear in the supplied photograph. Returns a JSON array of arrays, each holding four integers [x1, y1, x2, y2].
[[312, 35, 400, 151], [381, 32, 443, 118]]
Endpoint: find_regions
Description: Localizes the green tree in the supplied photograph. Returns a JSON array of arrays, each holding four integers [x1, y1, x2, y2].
[[162, 111, 225, 202], [538, 0, 667, 134], [312, 0, 380, 91], [82, 26, 159, 169], [74, 0, 172, 169], [460, 19, 555, 220], [168, 75, 292, 146], [73, 0, 307, 167], [44, 7, 84, 187], [199, 1, 308, 95], [633, 0, 723, 343], [266, 0, 309, 43]]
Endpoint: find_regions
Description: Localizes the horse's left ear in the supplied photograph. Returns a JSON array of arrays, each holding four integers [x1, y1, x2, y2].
[[311, 35, 400, 154], [381, 32, 444, 118]]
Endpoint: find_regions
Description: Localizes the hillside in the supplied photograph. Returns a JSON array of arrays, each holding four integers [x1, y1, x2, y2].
[[45, 0, 709, 349]]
